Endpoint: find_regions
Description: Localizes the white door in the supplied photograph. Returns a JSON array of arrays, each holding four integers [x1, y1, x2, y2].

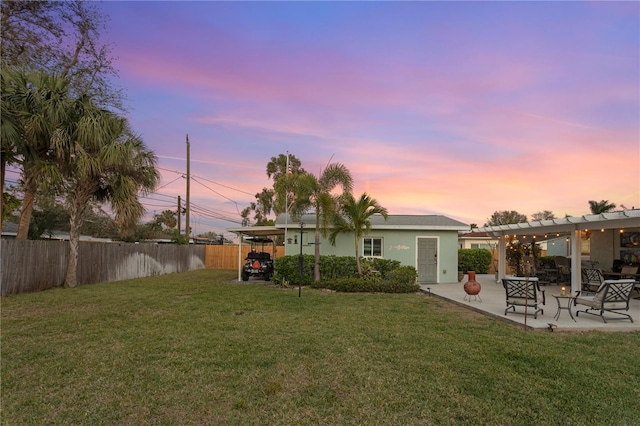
[[417, 238, 438, 283]]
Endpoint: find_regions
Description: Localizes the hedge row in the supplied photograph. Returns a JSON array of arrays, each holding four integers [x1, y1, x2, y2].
[[458, 248, 492, 274], [273, 255, 418, 293]]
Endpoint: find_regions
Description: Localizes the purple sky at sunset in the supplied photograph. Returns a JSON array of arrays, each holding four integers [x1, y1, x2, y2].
[[97, 1, 639, 238]]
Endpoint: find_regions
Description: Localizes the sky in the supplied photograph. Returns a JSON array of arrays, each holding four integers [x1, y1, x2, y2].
[[96, 0, 639, 238]]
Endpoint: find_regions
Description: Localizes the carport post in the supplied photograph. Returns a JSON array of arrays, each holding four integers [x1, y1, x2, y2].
[[237, 232, 242, 281], [299, 222, 304, 297]]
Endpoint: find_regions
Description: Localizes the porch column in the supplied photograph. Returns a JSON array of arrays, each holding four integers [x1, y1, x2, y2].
[[498, 233, 507, 282], [570, 229, 581, 294]]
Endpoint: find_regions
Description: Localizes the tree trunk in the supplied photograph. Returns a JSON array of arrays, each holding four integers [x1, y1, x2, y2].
[[313, 228, 321, 282], [64, 208, 82, 288], [355, 235, 362, 276], [15, 188, 35, 240], [64, 193, 90, 288], [1, 156, 5, 233]]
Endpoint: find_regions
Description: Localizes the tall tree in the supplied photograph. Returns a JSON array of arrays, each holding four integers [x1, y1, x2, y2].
[[243, 154, 305, 226], [484, 210, 528, 226], [276, 163, 353, 282], [1, 0, 121, 236], [0, 67, 22, 231], [28, 192, 70, 239], [329, 193, 388, 276], [588, 200, 616, 214], [156, 209, 177, 230], [2, 68, 70, 239], [1, 0, 120, 108], [531, 210, 556, 221], [49, 93, 159, 287]]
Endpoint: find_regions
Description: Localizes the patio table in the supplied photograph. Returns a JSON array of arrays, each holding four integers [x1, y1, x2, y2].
[[553, 294, 577, 322], [538, 268, 559, 285]]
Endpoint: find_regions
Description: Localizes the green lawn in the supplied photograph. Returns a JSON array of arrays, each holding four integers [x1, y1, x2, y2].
[[2, 269, 639, 425]]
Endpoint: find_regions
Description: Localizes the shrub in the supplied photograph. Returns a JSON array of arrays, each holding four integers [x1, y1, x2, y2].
[[315, 274, 419, 294], [458, 249, 492, 274], [311, 277, 373, 292], [273, 254, 315, 285], [369, 258, 402, 277], [319, 255, 359, 280], [275, 255, 418, 293], [384, 265, 418, 285], [539, 256, 555, 269]]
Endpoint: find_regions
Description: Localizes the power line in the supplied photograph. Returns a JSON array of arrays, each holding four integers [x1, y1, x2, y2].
[[157, 166, 255, 196], [193, 174, 255, 196], [190, 202, 243, 225], [140, 192, 244, 225], [155, 175, 184, 191], [191, 176, 244, 216]]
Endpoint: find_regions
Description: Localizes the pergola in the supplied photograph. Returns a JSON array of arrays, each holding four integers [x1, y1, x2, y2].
[[226, 226, 285, 281], [474, 209, 640, 294]]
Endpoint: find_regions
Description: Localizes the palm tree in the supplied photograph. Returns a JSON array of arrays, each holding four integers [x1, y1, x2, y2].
[[50, 94, 159, 287], [1, 68, 70, 240], [276, 163, 353, 282], [588, 200, 616, 214], [329, 193, 388, 276], [0, 66, 22, 232], [157, 209, 177, 230]]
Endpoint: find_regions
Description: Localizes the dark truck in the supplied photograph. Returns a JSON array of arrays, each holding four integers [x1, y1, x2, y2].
[[241, 251, 274, 281]]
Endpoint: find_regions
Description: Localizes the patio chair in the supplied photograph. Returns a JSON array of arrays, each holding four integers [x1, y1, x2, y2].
[[502, 277, 545, 319], [554, 256, 570, 284], [620, 264, 639, 279], [581, 268, 604, 293], [574, 279, 635, 323]]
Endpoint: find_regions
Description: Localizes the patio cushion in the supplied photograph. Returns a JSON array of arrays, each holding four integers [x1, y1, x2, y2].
[[507, 293, 544, 305], [575, 295, 627, 310], [575, 279, 635, 323]]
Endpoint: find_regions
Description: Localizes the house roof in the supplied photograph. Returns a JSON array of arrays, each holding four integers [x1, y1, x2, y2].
[[459, 231, 496, 239], [226, 225, 284, 238], [228, 214, 469, 237], [275, 214, 469, 231], [474, 209, 640, 236]]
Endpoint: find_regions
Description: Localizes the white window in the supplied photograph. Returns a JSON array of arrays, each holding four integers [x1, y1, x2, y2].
[[363, 237, 383, 257]]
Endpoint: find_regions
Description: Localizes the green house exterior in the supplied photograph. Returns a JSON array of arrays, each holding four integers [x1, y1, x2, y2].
[[278, 214, 469, 284]]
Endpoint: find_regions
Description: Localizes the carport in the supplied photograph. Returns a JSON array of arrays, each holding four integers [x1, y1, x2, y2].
[[226, 226, 285, 282], [474, 209, 640, 294]]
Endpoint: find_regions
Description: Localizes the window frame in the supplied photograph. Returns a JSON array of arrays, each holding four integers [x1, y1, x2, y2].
[[362, 237, 383, 258]]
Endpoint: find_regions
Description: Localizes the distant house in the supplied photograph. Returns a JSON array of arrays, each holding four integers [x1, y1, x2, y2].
[[1, 222, 112, 242], [229, 214, 469, 284], [1, 222, 18, 239], [458, 231, 498, 250]]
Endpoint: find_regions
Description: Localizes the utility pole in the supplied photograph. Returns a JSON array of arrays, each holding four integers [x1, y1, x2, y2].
[[177, 195, 182, 234], [185, 134, 190, 241]]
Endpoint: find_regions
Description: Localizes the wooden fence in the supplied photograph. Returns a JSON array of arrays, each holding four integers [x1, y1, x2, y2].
[[1, 240, 206, 296], [205, 245, 285, 270]]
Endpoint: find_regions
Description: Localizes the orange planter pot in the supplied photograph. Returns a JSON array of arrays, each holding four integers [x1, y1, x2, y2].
[[463, 271, 481, 296]]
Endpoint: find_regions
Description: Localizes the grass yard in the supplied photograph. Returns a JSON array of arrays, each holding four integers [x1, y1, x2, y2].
[[2, 269, 639, 425]]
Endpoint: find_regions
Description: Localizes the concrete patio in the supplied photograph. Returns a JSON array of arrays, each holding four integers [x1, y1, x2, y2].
[[421, 274, 640, 332]]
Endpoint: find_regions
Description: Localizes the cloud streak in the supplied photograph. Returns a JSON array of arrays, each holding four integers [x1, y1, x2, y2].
[[101, 1, 639, 234]]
